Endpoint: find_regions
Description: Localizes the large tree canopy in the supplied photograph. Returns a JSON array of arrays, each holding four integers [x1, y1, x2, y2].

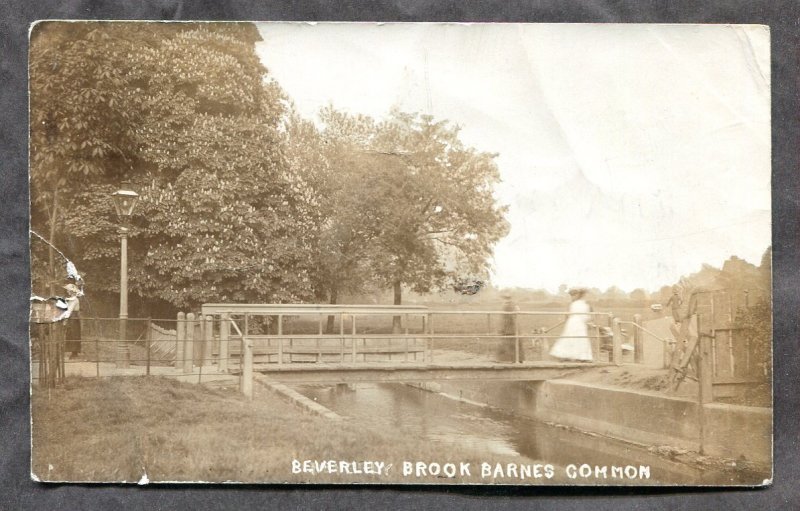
[[288, 108, 509, 323], [288, 107, 382, 304], [30, 22, 316, 311]]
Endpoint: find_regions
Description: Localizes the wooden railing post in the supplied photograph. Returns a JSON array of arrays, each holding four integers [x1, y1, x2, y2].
[[242, 335, 253, 400], [697, 313, 712, 454], [612, 317, 622, 365], [184, 312, 194, 374], [350, 314, 356, 362], [344, 313, 353, 362], [633, 314, 643, 364], [203, 315, 214, 367], [514, 311, 520, 364], [219, 313, 230, 373], [421, 315, 427, 361], [698, 315, 713, 404], [197, 317, 205, 382], [244, 314, 249, 369], [278, 314, 284, 363], [404, 313, 410, 362], [176, 312, 185, 370], [429, 313, 435, 362]]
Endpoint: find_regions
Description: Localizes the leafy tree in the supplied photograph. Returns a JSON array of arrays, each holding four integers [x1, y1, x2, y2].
[[30, 22, 144, 294], [30, 22, 315, 311], [301, 108, 381, 301], [285, 108, 383, 330], [601, 286, 627, 303], [368, 110, 510, 329]]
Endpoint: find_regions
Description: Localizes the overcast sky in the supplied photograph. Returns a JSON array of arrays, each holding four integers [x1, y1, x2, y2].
[[255, 23, 770, 292]]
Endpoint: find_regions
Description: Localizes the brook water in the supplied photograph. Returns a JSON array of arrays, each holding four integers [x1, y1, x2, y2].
[[295, 382, 766, 485]]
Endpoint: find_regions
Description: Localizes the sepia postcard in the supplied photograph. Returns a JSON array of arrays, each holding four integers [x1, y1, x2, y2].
[[29, 21, 772, 486]]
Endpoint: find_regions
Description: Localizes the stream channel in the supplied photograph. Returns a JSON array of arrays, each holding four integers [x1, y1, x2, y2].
[[293, 382, 767, 485]]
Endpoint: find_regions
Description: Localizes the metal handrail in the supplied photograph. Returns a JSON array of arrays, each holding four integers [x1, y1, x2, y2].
[[617, 320, 675, 345], [77, 310, 611, 321], [223, 332, 606, 340], [411, 310, 609, 317]]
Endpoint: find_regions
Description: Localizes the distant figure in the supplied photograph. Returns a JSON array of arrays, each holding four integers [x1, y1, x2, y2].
[[669, 286, 702, 379], [677, 287, 700, 344], [665, 286, 682, 323], [668, 280, 699, 342], [549, 288, 593, 362], [497, 294, 523, 363], [61, 283, 83, 358]]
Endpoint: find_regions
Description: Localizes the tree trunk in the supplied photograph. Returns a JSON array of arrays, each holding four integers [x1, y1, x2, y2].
[[326, 288, 338, 334], [392, 280, 402, 333]]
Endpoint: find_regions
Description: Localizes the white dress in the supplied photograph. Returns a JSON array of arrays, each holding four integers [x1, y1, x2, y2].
[[549, 299, 593, 361]]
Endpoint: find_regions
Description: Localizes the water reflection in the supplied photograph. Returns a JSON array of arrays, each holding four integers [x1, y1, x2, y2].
[[296, 383, 764, 485]]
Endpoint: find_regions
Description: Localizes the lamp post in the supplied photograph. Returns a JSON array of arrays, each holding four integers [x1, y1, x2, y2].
[[111, 183, 139, 368]]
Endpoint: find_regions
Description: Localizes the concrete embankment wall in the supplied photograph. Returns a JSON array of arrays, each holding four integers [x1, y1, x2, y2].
[[702, 402, 772, 463], [414, 379, 771, 464]]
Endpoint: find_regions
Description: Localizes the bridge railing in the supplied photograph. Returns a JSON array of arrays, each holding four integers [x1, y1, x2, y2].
[[199, 307, 622, 368]]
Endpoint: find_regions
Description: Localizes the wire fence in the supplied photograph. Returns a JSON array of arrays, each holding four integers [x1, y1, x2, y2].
[[30, 317, 244, 388]]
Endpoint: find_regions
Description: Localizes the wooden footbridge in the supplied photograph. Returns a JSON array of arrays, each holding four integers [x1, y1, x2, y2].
[[242, 361, 601, 384], [194, 304, 616, 397]]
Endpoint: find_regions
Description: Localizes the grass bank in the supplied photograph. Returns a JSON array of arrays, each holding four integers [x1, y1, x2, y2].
[[32, 376, 562, 484]]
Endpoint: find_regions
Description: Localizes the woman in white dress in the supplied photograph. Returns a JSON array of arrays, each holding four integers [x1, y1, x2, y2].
[[549, 288, 593, 361]]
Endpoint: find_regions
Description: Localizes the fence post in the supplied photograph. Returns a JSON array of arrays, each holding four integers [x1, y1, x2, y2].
[[198, 317, 205, 371], [420, 316, 427, 362], [352, 315, 358, 362], [197, 316, 204, 383], [219, 313, 230, 373], [176, 312, 185, 370], [146, 318, 152, 376], [514, 311, 520, 364], [244, 313, 249, 370], [348, 314, 356, 362], [404, 314, 410, 362], [204, 315, 214, 368], [184, 313, 195, 374], [242, 335, 253, 400], [429, 313, 435, 362], [698, 317, 713, 404], [633, 314, 643, 364], [612, 317, 622, 365], [697, 313, 712, 455], [278, 314, 285, 363]]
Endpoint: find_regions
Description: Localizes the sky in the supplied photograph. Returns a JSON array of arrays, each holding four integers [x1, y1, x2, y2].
[[255, 23, 771, 292]]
